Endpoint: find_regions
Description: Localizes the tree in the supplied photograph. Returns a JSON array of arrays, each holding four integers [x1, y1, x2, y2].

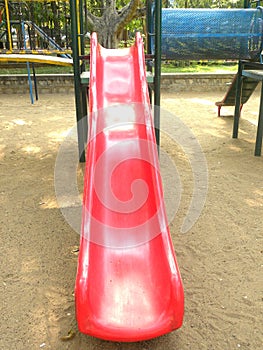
[[86, 0, 145, 48]]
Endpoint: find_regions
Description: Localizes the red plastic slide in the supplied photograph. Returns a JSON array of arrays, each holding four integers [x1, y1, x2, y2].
[[75, 32, 184, 342]]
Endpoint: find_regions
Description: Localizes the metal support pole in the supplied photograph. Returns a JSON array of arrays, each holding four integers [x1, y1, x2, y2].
[[4, 0, 12, 51], [22, 21, 34, 104], [28, 25, 38, 101], [146, 0, 152, 59], [244, 0, 250, 7], [79, 0, 88, 145], [255, 82, 263, 156], [233, 61, 243, 139], [70, 0, 86, 162], [154, 0, 162, 149]]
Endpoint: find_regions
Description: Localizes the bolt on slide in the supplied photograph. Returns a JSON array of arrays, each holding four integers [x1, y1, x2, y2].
[[75, 32, 184, 342]]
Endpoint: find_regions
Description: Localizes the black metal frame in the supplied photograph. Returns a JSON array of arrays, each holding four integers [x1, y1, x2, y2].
[[70, 0, 162, 162], [233, 60, 263, 155]]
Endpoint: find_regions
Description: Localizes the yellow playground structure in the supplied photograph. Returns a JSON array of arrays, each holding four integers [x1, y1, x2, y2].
[[0, 0, 85, 101], [0, 0, 73, 59]]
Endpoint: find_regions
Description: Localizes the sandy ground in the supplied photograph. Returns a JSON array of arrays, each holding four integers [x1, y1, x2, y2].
[[0, 91, 262, 350]]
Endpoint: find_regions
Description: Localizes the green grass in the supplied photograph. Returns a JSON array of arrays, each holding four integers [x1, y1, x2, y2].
[[0, 61, 238, 75], [0, 65, 73, 75], [161, 60, 238, 73]]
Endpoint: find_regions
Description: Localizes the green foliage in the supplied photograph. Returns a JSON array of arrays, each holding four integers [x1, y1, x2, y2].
[[86, 0, 146, 32], [4, 1, 72, 48], [9, 1, 70, 27], [86, 0, 103, 17], [86, 0, 145, 16]]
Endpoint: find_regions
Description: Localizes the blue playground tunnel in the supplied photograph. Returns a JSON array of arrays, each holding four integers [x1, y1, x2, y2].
[[152, 8, 263, 60]]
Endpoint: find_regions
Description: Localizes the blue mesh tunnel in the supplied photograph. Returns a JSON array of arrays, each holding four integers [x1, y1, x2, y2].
[[152, 8, 263, 60]]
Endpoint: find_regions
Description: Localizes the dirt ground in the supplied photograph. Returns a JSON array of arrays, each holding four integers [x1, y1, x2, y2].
[[0, 90, 262, 350]]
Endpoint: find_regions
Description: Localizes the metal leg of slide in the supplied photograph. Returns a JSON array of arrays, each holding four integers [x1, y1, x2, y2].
[[255, 82, 263, 156], [233, 61, 243, 139]]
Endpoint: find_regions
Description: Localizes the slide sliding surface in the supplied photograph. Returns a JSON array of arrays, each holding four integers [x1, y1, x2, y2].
[[75, 33, 184, 342]]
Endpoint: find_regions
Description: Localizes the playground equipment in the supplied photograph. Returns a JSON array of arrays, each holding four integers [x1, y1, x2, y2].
[[75, 32, 184, 341], [233, 60, 263, 156], [72, 1, 263, 162], [214, 2, 263, 122], [0, 0, 72, 54], [72, 0, 263, 342], [0, 0, 74, 102], [159, 8, 263, 60], [0, 53, 72, 65], [215, 73, 259, 117], [148, 3, 263, 119]]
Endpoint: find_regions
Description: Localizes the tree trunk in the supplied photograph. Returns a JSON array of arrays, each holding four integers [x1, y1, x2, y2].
[[87, 0, 141, 48], [96, 2, 119, 48]]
